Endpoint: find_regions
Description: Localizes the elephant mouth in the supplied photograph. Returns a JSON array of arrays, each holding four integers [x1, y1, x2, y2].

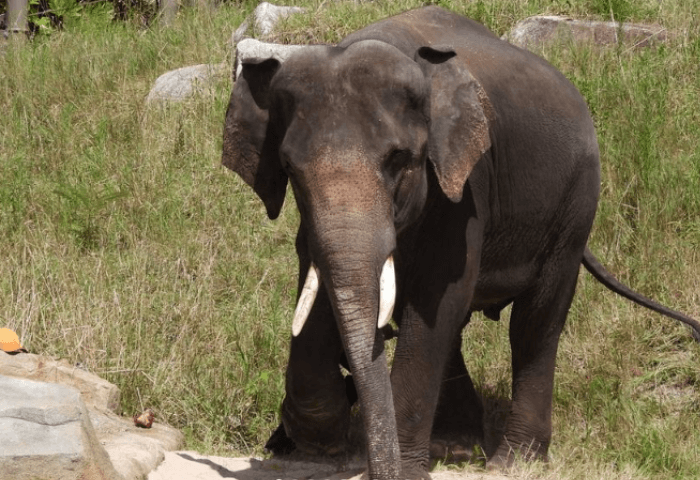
[[291, 255, 396, 337]]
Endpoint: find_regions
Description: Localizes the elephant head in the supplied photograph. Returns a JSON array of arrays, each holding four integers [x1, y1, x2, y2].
[[223, 39, 491, 478]]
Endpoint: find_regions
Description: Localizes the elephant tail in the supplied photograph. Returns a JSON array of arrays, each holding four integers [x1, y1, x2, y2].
[[582, 246, 700, 342]]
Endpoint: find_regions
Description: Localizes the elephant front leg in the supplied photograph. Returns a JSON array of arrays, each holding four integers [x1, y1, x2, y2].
[[391, 215, 483, 477], [392, 298, 477, 478], [272, 286, 351, 456]]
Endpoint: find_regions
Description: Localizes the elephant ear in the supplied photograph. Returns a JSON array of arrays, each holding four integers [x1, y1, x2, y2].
[[415, 46, 493, 203], [222, 58, 287, 220]]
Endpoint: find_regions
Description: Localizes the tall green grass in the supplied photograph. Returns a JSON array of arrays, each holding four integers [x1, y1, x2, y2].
[[1, 1, 699, 478]]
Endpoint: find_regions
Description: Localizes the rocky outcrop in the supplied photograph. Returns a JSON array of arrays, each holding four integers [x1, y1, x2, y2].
[[0, 375, 123, 480], [94, 411, 183, 480], [0, 353, 183, 480], [0, 351, 120, 413], [146, 63, 228, 104], [503, 16, 672, 51]]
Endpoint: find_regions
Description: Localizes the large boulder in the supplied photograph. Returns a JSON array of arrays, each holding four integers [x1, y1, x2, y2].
[[146, 63, 228, 104], [0, 352, 120, 413], [0, 375, 123, 480], [93, 410, 183, 480], [0, 353, 184, 480], [503, 16, 672, 51]]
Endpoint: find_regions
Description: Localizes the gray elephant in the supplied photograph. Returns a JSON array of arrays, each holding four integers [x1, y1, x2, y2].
[[222, 6, 700, 479]]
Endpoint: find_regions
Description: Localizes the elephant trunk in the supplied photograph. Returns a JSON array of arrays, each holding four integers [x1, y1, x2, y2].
[[286, 149, 401, 478], [309, 214, 401, 479]]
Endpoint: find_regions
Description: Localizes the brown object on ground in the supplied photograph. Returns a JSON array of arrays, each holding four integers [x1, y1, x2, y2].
[[134, 408, 155, 428]]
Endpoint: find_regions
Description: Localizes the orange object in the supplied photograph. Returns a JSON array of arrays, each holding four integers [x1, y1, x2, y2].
[[0, 328, 27, 354]]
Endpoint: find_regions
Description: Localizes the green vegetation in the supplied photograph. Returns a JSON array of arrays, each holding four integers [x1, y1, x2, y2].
[[1, 1, 699, 478]]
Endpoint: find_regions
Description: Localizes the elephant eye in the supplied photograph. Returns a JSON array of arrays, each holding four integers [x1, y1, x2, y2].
[[384, 149, 411, 178]]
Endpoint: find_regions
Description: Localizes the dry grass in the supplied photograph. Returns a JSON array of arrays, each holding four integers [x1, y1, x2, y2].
[[1, 1, 699, 478]]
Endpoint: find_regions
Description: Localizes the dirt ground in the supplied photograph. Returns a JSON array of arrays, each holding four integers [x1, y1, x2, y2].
[[147, 451, 512, 480], [148, 392, 515, 480]]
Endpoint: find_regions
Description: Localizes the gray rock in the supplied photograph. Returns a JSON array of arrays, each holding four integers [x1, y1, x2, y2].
[[233, 2, 306, 42], [0, 352, 120, 413], [255, 2, 305, 37], [146, 63, 228, 104], [235, 38, 308, 79], [0, 374, 123, 480], [0, 354, 184, 480], [503, 16, 672, 52], [92, 410, 183, 480]]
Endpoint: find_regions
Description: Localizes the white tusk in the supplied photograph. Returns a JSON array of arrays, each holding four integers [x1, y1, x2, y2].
[[377, 256, 396, 330], [292, 263, 321, 337]]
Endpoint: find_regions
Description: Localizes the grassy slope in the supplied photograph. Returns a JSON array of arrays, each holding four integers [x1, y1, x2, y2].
[[1, 1, 698, 478]]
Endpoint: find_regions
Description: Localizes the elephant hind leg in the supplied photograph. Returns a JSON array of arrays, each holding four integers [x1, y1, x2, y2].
[[431, 328, 485, 463], [489, 255, 582, 468]]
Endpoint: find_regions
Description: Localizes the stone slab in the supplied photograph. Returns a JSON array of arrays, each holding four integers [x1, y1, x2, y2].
[[0, 356, 183, 480], [92, 410, 184, 480], [0, 352, 120, 413], [0, 374, 123, 480]]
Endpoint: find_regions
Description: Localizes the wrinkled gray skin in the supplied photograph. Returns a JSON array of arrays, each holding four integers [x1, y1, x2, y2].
[[222, 6, 690, 479]]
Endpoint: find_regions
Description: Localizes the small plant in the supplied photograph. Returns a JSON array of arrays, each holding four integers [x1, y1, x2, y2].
[[54, 182, 128, 251]]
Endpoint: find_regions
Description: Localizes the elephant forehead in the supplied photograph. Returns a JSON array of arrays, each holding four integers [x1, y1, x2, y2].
[[275, 43, 427, 107], [336, 40, 425, 89], [275, 47, 430, 162], [302, 147, 390, 215]]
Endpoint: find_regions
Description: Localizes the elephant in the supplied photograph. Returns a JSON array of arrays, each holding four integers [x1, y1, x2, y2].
[[222, 6, 700, 479]]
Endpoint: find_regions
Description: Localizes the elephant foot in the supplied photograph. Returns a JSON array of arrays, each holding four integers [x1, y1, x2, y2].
[[359, 468, 431, 480], [486, 438, 548, 471], [264, 423, 296, 456], [398, 464, 433, 480], [277, 394, 351, 457], [429, 432, 485, 465]]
